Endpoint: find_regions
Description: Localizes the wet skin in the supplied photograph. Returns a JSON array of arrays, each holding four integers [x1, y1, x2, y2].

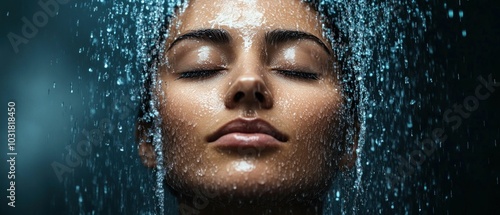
[[139, 0, 357, 213]]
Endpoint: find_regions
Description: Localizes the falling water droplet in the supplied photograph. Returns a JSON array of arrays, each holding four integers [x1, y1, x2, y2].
[[116, 76, 124, 85], [118, 145, 124, 152]]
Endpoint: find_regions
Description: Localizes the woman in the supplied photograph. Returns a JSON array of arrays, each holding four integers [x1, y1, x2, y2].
[[136, 0, 359, 214]]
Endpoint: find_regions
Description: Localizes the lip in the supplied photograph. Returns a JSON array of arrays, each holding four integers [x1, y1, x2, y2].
[[207, 118, 288, 149]]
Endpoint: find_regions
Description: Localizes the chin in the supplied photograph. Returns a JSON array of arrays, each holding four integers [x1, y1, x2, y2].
[[165, 159, 334, 206]]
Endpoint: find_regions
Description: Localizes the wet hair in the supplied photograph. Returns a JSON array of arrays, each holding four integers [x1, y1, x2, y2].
[[137, 0, 359, 156]]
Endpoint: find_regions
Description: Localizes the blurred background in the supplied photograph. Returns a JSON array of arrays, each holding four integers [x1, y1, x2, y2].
[[0, 0, 499, 214]]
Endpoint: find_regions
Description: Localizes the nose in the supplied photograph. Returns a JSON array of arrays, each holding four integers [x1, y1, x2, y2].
[[224, 71, 273, 110]]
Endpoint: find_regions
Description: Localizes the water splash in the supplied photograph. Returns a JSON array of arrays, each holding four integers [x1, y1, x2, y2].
[[80, 0, 430, 214]]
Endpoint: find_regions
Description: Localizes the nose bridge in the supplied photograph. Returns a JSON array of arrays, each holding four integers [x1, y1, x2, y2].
[[224, 54, 273, 109], [235, 50, 262, 78]]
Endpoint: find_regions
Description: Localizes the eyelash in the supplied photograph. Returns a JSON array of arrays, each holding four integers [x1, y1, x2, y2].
[[176, 70, 222, 80], [276, 70, 319, 80], [176, 69, 319, 80]]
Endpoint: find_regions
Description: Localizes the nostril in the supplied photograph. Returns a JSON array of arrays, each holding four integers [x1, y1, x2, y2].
[[255, 92, 264, 103], [234, 92, 245, 102], [225, 83, 273, 109]]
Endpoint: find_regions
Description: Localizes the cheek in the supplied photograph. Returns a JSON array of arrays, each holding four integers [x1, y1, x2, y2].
[[161, 83, 226, 138], [275, 84, 342, 165], [277, 84, 341, 131], [159, 84, 225, 167], [163, 84, 225, 120]]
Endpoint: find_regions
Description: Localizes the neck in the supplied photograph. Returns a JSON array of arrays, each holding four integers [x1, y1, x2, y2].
[[177, 195, 324, 215]]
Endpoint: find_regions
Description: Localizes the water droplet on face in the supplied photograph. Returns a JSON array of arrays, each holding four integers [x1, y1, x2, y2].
[[243, 109, 256, 117], [232, 160, 255, 172], [196, 168, 206, 177]]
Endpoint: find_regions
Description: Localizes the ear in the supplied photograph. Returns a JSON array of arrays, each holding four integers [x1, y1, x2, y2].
[[136, 120, 157, 168], [338, 120, 359, 171]]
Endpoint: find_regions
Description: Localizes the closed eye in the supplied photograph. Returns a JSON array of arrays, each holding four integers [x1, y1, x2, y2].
[[176, 70, 223, 80], [275, 70, 319, 80]]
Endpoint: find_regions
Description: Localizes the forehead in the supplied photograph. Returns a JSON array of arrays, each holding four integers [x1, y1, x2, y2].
[[170, 0, 324, 39]]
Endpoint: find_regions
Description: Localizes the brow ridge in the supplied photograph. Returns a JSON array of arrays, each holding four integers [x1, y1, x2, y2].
[[167, 29, 232, 51], [265, 29, 332, 56]]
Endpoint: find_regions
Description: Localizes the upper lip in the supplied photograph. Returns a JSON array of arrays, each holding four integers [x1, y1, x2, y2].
[[206, 118, 289, 143]]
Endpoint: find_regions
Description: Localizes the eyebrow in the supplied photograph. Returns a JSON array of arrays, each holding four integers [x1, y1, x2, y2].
[[265, 29, 332, 56], [167, 29, 232, 51]]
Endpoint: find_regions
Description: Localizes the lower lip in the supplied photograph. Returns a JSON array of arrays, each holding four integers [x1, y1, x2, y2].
[[211, 133, 283, 150]]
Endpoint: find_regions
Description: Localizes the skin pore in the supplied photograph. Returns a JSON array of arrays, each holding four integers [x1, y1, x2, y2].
[[138, 0, 357, 214]]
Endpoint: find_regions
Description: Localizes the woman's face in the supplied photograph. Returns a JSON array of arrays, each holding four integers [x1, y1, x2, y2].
[[153, 0, 351, 201]]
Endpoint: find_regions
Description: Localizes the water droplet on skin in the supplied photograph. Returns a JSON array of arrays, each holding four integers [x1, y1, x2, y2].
[[196, 169, 206, 177]]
